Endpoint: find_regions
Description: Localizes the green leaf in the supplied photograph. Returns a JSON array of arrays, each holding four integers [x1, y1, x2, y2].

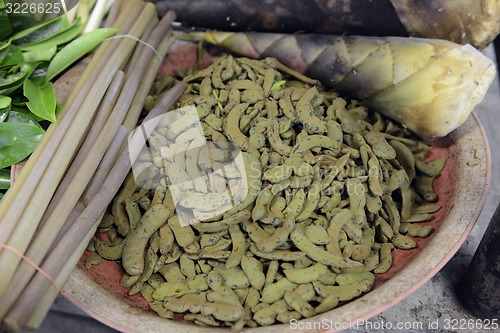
[[0, 95, 11, 122], [0, 95, 11, 109], [0, 168, 10, 190], [0, 44, 23, 68], [0, 106, 9, 122], [7, 14, 39, 33], [0, 39, 10, 52], [11, 15, 68, 45], [10, 104, 43, 122], [0, 62, 37, 95], [22, 45, 57, 62], [0, 13, 11, 40], [18, 20, 84, 52], [5, 109, 41, 127], [0, 122, 44, 169], [23, 78, 56, 122], [271, 80, 286, 91], [46, 27, 119, 81]]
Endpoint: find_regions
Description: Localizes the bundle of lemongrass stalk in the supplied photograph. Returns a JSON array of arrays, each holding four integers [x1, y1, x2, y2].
[[0, 1, 186, 332]]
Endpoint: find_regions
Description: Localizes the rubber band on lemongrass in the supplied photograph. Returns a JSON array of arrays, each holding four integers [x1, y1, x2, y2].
[[0, 244, 60, 293], [105, 34, 163, 63]]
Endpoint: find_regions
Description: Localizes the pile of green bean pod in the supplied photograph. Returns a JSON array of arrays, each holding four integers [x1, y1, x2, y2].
[[86, 55, 446, 329]]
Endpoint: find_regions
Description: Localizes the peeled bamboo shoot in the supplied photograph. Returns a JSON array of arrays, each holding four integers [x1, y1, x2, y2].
[[149, 0, 500, 49], [198, 31, 496, 140]]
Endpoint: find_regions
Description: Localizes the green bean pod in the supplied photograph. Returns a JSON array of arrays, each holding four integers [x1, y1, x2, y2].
[[296, 87, 327, 134], [283, 263, 329, 284], [95, 238, 124, 261], [373, 243, 392, 274], [153, 274, 209, 300], [241, 255, 266, 290], [284, 291, 316, 317], [167, 215, 196, 248], [226, 224, 247, 268], [122, 205, 172, 276], [291, 228, 363, 272]]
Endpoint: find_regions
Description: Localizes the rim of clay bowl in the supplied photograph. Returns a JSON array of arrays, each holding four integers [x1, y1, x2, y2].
[[61, 112, 490, 333]]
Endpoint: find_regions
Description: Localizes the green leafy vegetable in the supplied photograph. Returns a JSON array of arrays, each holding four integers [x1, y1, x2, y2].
[[0, 3, 112, 191], [18, 21, 84, 52], [23, 79, 57, 122], [0, 39, 11, 53], [5, 109, 41, 127], [0, 169, 10, 190], [0, 122, 44, 169], [22, 45, 57, 62], [9, 105, 43, 122], [0, 62, 37, 95], [271, 80, 286, 91], [0, 2, 11, 40], [46, 27, 119, 81], [0, 108, 8, 123], [0, 44, 23, 68], [0, 95, 11, 109], [11, 16, 69, 45]]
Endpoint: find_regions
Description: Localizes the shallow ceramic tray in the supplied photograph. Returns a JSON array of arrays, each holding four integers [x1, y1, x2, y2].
[[53, 44, 490, 333]]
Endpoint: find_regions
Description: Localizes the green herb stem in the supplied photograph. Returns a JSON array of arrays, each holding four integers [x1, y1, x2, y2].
[[0, 170, 10, 190], [82, 126, 128, 205], [0, 72, 125, 321], [122, 11, 177, 131], [51, 127, 126, 252], [38, 70, 125, 231], [0, 0, 140, 233], [123, 18, 159, 75], [23, 222, 97, 331], [2, 82, 187, 331], [0, 0, 154, 301], [104, 0, 122, 28]]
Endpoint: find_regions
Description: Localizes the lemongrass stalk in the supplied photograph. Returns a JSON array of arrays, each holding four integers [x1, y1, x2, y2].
[[122, 21, 176, 130], [38, 70, 125, 230], [35, 3, 162, 226], [0, 79, 125, 321], [84, 0, 116, 33], [123, 18, 159, 75], [0, 0, 147, 239], [121, 56, 162, 131], [30, 99, 133, 264], [2, 82, 187, 332], [23, 223, 98, 331], [0, 0, 141, 243], [125, 11, 175, 76], [0, 3, 156, 298], [83, 126, 128, 205], [53, 126, 126, 251], [76, 0, 91, 25], [51, 202, 86, 254], [0, 0, 148, 272], [104, 0, 122, 28], [65, 3, 79, 23]]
